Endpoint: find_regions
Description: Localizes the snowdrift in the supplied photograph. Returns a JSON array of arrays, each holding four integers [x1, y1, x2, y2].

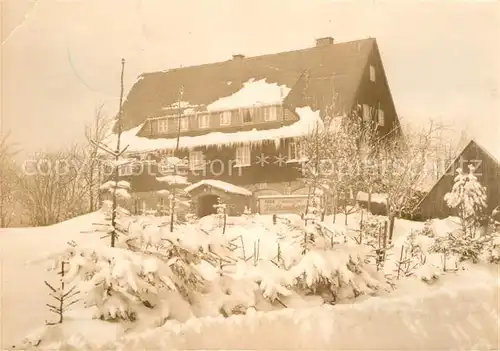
[[115, 277, 500, 350], [0, 212, 106, 349]]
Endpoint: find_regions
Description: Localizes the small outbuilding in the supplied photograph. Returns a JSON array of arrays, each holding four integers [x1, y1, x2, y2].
[[412, 139, 500, 220], [184, 179, 253, 217]]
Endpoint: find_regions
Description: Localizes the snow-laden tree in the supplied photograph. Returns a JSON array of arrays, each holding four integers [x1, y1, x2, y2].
[[289, 217, 390, 304], [426, 168, 496, 269], [213, 197, 228, 234], [376, 119, 446, 243], [300, 104, 369, 225], [444, 164, 487, 237], [156, 156, 191, 226]]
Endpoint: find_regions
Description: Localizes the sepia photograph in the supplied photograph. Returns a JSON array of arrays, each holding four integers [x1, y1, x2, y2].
[[0, 0, 499, 349]]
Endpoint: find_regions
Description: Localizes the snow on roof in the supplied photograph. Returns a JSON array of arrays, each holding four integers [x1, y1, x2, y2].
[[356, 191, 387, 205], [184, 179, 252, 196], [156, 175, 190, 185], [473, 138, 500, 164], [206, 78, 291, 111], [104, 106, 322, 153], [161, 101, 202, 111]]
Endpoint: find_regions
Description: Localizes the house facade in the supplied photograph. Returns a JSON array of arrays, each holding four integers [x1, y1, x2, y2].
[[412, 139, 500, 220], [105, 36, 401, 216]]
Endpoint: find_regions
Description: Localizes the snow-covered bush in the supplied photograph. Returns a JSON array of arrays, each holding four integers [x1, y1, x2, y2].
[[394, 224, 434, 279], [424, 167, 498, 269], [355, 213, 393, 270], [429, 230, 486, 265], [290, 244, 388, 303], [284, 216, 389, 304], [479, 232, 500, 264], [357, 213, 385, 248], [444, 165, 487, 237]]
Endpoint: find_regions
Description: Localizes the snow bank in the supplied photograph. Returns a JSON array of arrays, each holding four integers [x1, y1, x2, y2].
[[114, 277, 499, 350], [0, 212, 106, 349], [103, 107, 321, 153], [184, 179, 252, 196], [206, 78, 291, 111]]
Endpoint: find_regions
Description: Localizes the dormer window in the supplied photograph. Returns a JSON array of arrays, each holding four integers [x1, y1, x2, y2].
[[157, 119, 168, 133], [198, 114, 210, 129], [263, 106, 278, 122], [220, 111, 231, 126], [242, 108, 253, 123], [369, 65, 376, 82], [231, 109, 240, 122]]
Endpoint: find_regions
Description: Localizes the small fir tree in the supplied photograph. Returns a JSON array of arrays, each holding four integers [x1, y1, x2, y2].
[[214, 197, 227, 234], [444, 164, 487, 237], [43, 260, 80, 325]]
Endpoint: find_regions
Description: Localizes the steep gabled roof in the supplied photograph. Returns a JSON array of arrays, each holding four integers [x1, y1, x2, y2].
[[474, 138, 500, 165], [119, 38, 376, 131]]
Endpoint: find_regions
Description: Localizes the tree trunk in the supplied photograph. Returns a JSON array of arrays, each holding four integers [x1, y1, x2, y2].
[[89, 167, 94, 212], [97, 164, 102, 210], [388, 212, 395, 245], [367, 188, 372, 214]]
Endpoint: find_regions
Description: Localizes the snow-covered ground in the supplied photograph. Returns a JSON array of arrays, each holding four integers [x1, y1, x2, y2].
[[111, 271, 499, 350], [0, 212, 105, 349], [0, 211, 498, 350]]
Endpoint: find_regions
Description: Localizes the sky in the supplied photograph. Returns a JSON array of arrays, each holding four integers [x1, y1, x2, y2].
[[1, 0, 499, 156]]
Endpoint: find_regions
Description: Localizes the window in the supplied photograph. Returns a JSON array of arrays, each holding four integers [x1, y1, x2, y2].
[[288, 141, 305, 161], [189, 151, 205, 170], [220, 111, 231, 126], [159, 197, 166, 208], [231, 109, 240, 122], [198, 114, 210, 129], [369, 65, 376, 82], [263, 106, 277, 122], [157, 119, 168, 133], [242, 108, 253, 123], [362, 104, 371, 121], [378, 108, 385, 126], [134, 199, 145, 215], [235, 145, 251, 166], [118, 161, 135, 176], [179, 116, 189, 131]]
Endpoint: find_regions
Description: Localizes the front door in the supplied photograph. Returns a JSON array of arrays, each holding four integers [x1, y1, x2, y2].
[[197, 194, 220, 218]]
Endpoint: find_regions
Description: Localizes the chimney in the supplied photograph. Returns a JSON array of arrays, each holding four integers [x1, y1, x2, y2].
[[232, 54, 245, 60], [315, 37, 334, 47]]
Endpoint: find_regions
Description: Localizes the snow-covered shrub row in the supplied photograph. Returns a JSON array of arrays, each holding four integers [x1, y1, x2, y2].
[[29, 275, 500, 350], [392, 217, 500, 284], [391, 165, 500, 283], [20, 206, 393, 349], [430, 164, 499, 265]]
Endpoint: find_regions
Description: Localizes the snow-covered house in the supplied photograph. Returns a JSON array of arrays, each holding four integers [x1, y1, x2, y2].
[[412, 139, 500, 220], [106, 36, 401, 216]]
